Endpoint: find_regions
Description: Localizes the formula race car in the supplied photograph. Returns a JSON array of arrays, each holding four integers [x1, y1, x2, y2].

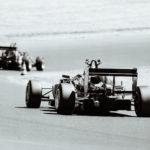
[[0, 43, 23, 70], [25, 59, 150, 117], [0, 43, 45, 71]]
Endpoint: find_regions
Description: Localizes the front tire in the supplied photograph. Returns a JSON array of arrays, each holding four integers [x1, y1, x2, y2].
[[55, 83, 75, 115], [26, 80, 42, 108]]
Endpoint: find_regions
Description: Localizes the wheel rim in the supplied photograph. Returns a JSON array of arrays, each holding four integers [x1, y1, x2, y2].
[[41, 64, 45, 70], [26, 83, 31, 104], [55, 89, 60, 109], [29, 63, 32, 70]]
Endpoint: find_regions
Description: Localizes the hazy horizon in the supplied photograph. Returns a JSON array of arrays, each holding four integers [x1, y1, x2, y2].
[[1, 0, 150, 41]]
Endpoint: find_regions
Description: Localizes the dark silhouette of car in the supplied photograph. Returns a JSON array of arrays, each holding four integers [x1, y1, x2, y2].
[[25, 59, 150, 117]]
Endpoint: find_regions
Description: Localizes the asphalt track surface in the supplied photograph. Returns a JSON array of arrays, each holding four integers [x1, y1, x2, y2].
[[0, 71, 150, 150]]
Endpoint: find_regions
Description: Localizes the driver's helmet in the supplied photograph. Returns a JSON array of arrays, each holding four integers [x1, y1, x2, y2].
[[90, 76, 101, 84]]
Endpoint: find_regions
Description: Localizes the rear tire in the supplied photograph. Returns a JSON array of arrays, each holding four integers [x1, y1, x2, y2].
[[26, 80, 42, 108], [55, 83, 75, 115], [98, 98, 108, 116], [135, 86, 150, 117], [25, 59, 32, 71], [36, 57, 44, 71], [83, 100, 95, 115]]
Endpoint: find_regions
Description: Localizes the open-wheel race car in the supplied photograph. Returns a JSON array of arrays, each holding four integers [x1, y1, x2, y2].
[[25, 59, 150, 117], [0, 43, 23, 70], [0, 43, 45, 71]]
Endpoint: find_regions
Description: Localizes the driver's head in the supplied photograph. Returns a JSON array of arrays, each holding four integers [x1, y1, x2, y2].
[[90, 76, 101, 84]]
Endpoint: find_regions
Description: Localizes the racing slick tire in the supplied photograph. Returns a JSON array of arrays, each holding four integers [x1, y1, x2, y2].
[[25, 59, 32, 71], [83, 100, 95, 115], [26, 80, 42, 108], [35, 56, 45, 71], [135, 86, 150, 117], [55, 83, 75, 115], [2, 63, 7, 70], [96, 97, 108, 116]]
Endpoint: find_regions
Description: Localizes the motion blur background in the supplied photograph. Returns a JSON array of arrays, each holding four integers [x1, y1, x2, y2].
[[0, 0, 150, 70], [1, 1, 150, 150]]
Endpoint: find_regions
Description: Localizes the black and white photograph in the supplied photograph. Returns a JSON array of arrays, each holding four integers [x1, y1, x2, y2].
[[0, 0, 150, 149]]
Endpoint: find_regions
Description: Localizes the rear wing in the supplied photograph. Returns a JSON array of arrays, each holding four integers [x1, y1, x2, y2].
[[89, 68, 137, 77], [0, 46, 17, 51]]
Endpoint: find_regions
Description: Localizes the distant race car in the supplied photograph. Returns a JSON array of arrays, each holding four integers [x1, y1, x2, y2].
[[0, 43, 45, 71], [25, 59, 150, 117]]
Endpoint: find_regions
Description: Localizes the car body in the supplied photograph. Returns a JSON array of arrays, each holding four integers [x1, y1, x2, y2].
[[0, 44, 23, 70], [25, 59, 150, 117]]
